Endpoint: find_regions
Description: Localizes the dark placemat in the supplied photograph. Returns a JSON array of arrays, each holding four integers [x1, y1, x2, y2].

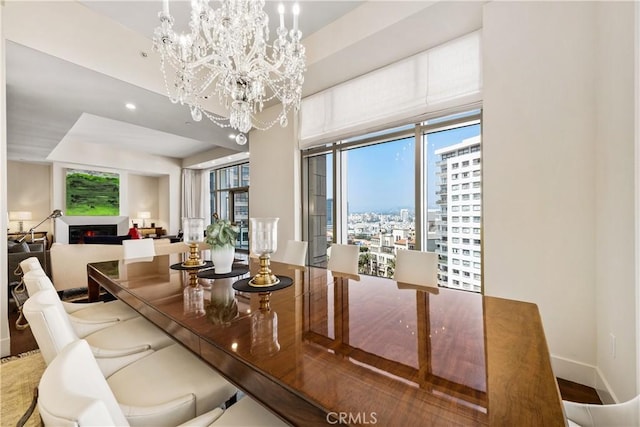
[[197, 265, 250, 279], [232, 276, 293, 293], [170, 261, 214, 271]]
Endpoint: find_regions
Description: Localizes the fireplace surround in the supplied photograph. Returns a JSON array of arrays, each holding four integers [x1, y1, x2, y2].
[[55, 216, 129, 244]]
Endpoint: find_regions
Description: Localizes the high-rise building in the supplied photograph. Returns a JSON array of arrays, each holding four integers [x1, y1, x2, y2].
[[434, 136, 482, 293], [400, 208, 409, 222]]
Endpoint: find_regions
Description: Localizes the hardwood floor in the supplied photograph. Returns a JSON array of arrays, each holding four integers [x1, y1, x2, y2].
[[7, 300, 39, 356], [5, 297, 603, 406], [558, 378, 603, 404]]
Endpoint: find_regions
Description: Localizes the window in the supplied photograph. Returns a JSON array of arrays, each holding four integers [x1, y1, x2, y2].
[[303, 110, 482, 292], [210, 163, 250, 251]]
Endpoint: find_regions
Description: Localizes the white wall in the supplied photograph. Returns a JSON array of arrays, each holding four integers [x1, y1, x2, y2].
[[0, 3, 9, 357], [249, 109, 301, 247], [7, 161, 53, 234], [128, 174, 160, 228], [594, 1, 637, 402], [483, 1, 637, 401]]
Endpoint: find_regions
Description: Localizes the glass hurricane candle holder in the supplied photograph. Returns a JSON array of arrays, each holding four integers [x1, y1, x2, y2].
[[182, 217, 205, 267], [249, 217, 280, 287]]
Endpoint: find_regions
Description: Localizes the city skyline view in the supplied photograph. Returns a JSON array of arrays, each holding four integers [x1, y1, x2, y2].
[[331, 124, 481, 213]]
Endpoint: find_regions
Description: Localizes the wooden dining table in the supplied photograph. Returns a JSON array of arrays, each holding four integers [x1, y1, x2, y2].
[[87, 254, 567, 426]]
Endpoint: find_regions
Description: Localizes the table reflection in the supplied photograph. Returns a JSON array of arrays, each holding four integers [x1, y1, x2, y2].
[[205, 280, 239, 325], [251, 293, 280, 357], [304, 275, 488, 412]]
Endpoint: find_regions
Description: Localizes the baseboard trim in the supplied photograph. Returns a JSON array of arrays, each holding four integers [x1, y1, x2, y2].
[[551, 354, 617, 404]]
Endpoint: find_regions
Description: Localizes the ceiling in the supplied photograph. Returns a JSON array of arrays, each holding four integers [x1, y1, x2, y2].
[[4, 1, 484, 167], [5, 0, 363, 165]]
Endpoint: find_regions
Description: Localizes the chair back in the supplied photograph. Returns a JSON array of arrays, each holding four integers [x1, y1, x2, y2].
[[38, 340, 129, 427], [327, 244, 360, 280], [23, 269, 56, 296], [19, 256, 43, 274], [122, 239, 156, 260], [563, 396, 640, 427], [23, 289, 80, 364], [272, 240, 308, 270], [394, 250, 438, 289]]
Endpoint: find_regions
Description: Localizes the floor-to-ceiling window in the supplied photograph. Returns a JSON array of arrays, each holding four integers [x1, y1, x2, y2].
[[210, 163, 249, 251], [303, 110, 482, 292]]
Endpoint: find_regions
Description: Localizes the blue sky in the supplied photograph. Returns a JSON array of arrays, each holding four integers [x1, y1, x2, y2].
[[331, 124, 480, 213]]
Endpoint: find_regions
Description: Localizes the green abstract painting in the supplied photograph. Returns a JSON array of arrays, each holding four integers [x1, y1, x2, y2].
[[66, 169, 119, 216]]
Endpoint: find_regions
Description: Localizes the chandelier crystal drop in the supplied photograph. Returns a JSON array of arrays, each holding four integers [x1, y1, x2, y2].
[[153, 0, 306, 142]]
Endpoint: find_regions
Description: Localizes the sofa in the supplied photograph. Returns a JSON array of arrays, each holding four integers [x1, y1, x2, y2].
[[49, 239, 198, 292], [8, 241, 51, 284]]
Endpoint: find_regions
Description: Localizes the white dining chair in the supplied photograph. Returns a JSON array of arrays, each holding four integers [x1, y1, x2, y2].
[[272, 239, 308, 270], [23, 289, 173, 375], [39, 339, 243, 427], [394, 249, 439, 290], [18, 256, 43, 274], [327, 243, 360, 281], [122, 238, 156, 260], [563, 396, 640, 427], [23, 269, 139, 325]]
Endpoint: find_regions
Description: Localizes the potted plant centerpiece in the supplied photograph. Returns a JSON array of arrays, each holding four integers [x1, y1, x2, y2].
[[205, 217, 239, 274]]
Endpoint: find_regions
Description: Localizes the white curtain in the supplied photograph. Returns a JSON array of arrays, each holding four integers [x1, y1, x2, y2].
[[299, 30, 482, 149], [181, 169, 210, 224]]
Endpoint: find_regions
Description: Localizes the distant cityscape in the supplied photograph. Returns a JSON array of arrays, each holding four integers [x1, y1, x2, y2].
[[335, 135, 483, 293]]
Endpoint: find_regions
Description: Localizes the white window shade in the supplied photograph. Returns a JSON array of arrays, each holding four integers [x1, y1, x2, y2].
[[300, 31, 482, 149]]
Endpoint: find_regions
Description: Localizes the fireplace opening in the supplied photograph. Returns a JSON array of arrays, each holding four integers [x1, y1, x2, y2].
[[69, 224, 118, 244]]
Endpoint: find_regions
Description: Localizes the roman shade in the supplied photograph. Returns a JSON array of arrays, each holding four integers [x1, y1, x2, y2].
[[299, 30, 482, 149]]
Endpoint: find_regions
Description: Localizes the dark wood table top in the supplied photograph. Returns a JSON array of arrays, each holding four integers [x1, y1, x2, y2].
[[87, 255, 566, 426]]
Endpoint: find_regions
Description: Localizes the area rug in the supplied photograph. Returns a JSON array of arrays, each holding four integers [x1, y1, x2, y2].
[[1, 350, 45, 427]]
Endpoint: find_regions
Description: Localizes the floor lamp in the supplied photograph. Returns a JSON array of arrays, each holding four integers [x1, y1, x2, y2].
[[15, 209, 63, 272]]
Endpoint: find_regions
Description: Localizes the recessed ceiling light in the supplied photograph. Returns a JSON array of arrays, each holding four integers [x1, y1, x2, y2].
[[228, 134, 236, 140], [125, 103, 136, 110]]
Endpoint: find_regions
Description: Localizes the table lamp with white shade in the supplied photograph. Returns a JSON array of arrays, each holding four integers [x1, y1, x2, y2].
[[137, 211, 151, 228], [9, 211, 32, 232]]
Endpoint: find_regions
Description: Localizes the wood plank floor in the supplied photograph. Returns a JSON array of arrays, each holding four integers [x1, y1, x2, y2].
[[5, 299, 602, 406]]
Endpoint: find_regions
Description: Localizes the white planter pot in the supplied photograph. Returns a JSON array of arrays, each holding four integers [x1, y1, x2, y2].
[[211, 245, 235, 274]]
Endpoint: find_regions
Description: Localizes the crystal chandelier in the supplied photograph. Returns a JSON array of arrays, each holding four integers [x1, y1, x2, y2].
[[153, 0, 306, 144]]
